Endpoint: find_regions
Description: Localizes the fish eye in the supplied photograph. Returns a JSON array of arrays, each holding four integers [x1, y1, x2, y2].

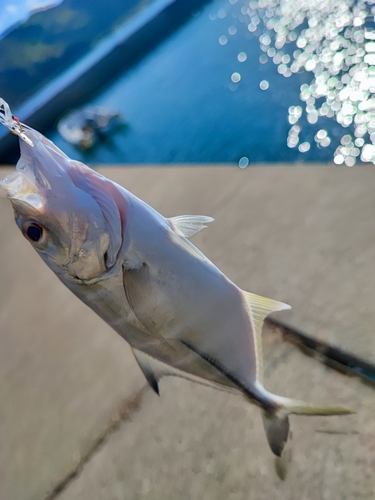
[[23, 221, 44, 243]]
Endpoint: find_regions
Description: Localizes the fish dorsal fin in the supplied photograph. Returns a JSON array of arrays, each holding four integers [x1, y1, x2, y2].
[[169, 215, 214, 238], [131, 347, 238, 396], [243, 292, 291, 382]]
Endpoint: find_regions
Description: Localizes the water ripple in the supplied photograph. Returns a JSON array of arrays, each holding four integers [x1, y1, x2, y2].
[[222, 0, 375, 165]]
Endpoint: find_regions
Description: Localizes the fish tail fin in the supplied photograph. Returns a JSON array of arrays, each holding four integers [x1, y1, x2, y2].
[[261, 410, 290, 458], [262, 395, 355, 457], [241, 289, 354, 456]]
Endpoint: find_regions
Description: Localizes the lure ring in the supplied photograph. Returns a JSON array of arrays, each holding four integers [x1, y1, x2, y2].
[[0, 98, 34, 147], [9, 116, 23, 137]]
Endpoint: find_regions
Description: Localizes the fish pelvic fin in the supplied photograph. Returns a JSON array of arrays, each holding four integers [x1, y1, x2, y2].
[[242, 291, 291, 382], [132, 348, 160, 395], [262, 395, 355, 457]]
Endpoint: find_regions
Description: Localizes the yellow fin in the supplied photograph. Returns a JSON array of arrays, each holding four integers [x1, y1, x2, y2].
[[243, 291, 291, 382]]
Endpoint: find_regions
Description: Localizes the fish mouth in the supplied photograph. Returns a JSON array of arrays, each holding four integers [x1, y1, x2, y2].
[[0, 99, 66, 215], [0, 100, 42, 205], [0, 169, 45, 211], [0, 124, 70, 210], [0, 100, 81, 210], [0, 137, 45, 211]]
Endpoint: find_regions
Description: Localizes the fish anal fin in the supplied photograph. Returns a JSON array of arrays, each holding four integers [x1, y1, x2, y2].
[[243, 291, 291, 382], [169, 215, 214, 238], [131, 346, 239, 396]]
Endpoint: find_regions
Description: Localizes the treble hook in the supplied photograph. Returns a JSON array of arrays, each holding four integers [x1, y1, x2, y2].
[[12, 116, 22, 132], [0, 98, 34, 147]]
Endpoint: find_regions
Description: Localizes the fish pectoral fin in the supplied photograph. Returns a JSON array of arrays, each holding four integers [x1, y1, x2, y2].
[[169, 215, 214, 238], [122, 263, 158, 332], [243, 291, 291, 382], [123, 263, 175, 334]]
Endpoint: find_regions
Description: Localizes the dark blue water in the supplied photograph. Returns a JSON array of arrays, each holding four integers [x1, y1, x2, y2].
[[48, 0, 345, 164]]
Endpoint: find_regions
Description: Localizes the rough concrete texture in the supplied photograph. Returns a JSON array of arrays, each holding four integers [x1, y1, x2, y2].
[[57, 326, 374, 500], [0, 165, 374, 499]]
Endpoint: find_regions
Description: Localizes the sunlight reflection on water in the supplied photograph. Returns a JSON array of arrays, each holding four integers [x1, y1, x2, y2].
[[217, 0, 375, 165]]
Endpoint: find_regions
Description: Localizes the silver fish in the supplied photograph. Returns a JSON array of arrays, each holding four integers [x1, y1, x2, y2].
[[0, 100, 352, 457]]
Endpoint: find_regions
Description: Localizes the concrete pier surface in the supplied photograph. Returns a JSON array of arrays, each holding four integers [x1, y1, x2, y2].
[[0, 164, 374, 500]]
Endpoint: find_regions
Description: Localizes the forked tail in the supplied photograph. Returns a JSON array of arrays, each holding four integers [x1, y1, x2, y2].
[[241, 290, 354, 457], [262, 395, 355, 456]]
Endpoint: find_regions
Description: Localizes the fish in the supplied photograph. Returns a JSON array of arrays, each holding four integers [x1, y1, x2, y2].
[[0, 99, 353, 458]]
